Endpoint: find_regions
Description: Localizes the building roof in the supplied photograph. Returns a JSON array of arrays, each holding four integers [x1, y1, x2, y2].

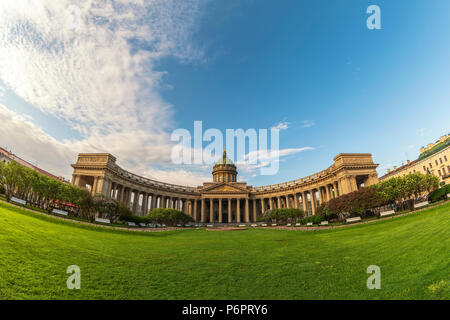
[[214, 150, 235, 166], [418, 135, 450, 161], [0, 147, 67, 182], [379, 159, 419, 180]]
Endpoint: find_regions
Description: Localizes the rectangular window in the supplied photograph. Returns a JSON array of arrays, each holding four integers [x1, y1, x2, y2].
[[435, 160, 438, 166], [423, 166, 426, 171], [430, 163, 432, 168], [443, 167, 446, 175], [445, 155, 448, 162], [438, 170, 441, 176], [440, 158, 443, 164]]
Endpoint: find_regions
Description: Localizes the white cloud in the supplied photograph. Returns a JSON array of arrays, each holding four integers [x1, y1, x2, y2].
[[271, 121, 289, 131], [0, 1, 317, 187], [301, 120, 315, 128], [236, 147, 314, 174], [0, 0, 209, 184], [0, 105, 76, 176]]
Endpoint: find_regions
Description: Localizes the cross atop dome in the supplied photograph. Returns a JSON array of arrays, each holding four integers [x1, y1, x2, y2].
[[214, 149, 235, 166]]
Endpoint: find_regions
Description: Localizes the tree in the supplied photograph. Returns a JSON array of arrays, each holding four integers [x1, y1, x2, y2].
[[2, 161, 24, 201]]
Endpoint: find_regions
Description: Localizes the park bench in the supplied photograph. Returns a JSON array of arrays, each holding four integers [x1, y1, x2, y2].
[[345, 216, 362, 223], [320, 221, 329, 226], [306, 222, 313, 226], [414, 201, 428, 209], [52, 209, 68, 216], [95, 218, 111, 224], [379, 210, 395, 217], [238, 224, 247, 227], [11, 197, 26, 205], [185, 224, 192, 227], [176, 224, 183, 227], [139, 223, 147, 227], [207, 224, 214, 228], [261, 223, 267, 227], [286, 223, 292, 227], [271, 223, 277, 226], [127, 222, 137, 227], [162, 224, 167, 227], [295, 223, 301, 227], [251, 224, 258, 227]]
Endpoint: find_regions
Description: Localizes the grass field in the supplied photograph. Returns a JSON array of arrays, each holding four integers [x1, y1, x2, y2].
[[0, 201, 448, 300]]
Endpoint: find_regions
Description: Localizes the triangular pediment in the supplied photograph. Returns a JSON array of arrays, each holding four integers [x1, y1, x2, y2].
[[201, 183, 249, 194]]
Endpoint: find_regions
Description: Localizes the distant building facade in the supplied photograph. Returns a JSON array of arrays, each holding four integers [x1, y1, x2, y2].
[[379, 134, 450, 185], [71, 151, 379, 222], [0, 147, 68, 183]]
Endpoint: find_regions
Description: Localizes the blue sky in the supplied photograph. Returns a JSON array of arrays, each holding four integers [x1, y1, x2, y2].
[[0, 0, 449, 186]]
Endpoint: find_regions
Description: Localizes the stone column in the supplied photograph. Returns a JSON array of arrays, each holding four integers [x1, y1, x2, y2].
[[125, 188, 131, 204], [91, 177, 98, 195], [193, 200, 198, 221], [269, 198, 273, 210], [150, 195, 156, 211], [302, 192, 308, 214], [201, 198, 206, 223], [310, 190, 317, 215], [73, 174, 81, 187], [286, 195, 290, 208], [325, 185, 331, 202], [294, 193, 299, 209], [262, 199, 266, 214], [245, 198, 249, 223], [336, 181, 341, 197], [209, 199, 214, 223], [106, 180, 113, 199], [132, 191, 139, 213], [141, 192, 148, 217], [228, 199, 232, 223], [236, 199, 241, 223], [350, 175, 358, 192], [277, 197, 281, 208], [219, 199, 223, 223], [184, 199, 189, 214], [253, 199, 257, 222]]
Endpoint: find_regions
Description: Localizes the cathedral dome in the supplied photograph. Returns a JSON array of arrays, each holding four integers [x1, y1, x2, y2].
[[213, 150, 237, 183]]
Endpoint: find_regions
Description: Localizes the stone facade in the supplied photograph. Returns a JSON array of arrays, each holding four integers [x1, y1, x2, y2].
[[71, 152, 379, 222], [380, 135, 450, 186]]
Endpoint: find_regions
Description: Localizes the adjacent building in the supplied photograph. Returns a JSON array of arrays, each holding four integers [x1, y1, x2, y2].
[[379, 134, 450, 185], [0, 147, 68, 182]]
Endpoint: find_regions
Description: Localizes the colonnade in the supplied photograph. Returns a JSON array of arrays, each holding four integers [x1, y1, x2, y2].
[[107, 181, 195, 216], [72, 152, 379, 223], [75, 176, 347, 221]]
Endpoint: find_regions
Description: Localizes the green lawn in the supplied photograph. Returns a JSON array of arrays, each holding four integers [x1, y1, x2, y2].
[[0, 201, 448, 300]]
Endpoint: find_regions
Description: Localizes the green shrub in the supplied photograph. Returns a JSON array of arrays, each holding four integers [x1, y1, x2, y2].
[[123, 215, 152, 224], [428, 184, 450, 203], [147, 208, 194, 226], [258, 208, 304, 223], [298, 214, 325, 225]]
